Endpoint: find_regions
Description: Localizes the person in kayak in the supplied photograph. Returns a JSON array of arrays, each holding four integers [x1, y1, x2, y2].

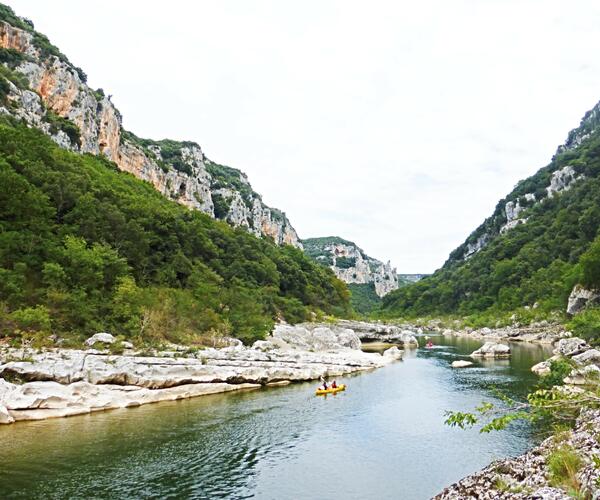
[[331, 380, 337, 389], [319, 376, 328, 391]]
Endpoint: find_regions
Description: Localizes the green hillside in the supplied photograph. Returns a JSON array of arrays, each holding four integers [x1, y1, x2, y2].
[[0, 119, 350, 347], [381, 101, 600, 330]]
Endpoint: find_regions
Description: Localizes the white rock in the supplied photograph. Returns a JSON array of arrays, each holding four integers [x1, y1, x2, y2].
[[567, 284, 600, 315], [531, 360, 552, 376], [553, 337, 588, 357], [564, 365, 600, 385], [451, 360, 473, 368], [0, 404, 14, 424], [252, 340, 276, 352], [383, 346, 403, 360], [121, 341, 134, 349], [571, 349, 600, 366], [470, 342, 511, 358], [84, 332, 116, 347]]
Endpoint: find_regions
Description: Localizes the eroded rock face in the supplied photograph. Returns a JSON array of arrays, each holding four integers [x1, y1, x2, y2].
[[546, 165, 582, 198], [567, 285, 600, 315], [470, 342, 511, 358], [0, 20, 301, 248], [303, 239, 398, 297]]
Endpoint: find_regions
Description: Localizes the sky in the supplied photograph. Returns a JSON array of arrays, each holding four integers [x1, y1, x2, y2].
[[7, 0, 600, 273]]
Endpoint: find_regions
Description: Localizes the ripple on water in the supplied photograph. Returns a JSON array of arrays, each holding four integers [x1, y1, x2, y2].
[[0, 338, 552, 500]]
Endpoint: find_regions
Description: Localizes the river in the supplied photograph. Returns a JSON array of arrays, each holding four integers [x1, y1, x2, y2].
[[0, 335, 552, 499]]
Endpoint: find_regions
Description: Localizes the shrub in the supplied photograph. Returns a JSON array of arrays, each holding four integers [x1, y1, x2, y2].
[[568, 307, 600, 345]]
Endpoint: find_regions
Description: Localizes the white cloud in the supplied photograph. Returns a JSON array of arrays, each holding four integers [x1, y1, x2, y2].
[[7, 0, 600, 272]]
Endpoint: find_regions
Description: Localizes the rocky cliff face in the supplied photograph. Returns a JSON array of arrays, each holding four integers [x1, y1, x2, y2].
[[0, 13, 300, 247], [303, 237, 398, 297]]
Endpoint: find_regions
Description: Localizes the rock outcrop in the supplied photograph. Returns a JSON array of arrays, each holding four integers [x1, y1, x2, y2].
[[432, 321, 570, 345], [0, 16, 300, 247], [0, 322, 402, 425], [335, 320, 419, 347], [303, 237, 398, 297], [470, 342, 511, 358], [567, 284, 600, 315]]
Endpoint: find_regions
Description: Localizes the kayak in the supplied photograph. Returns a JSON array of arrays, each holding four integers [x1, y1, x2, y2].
[[316, 384, 346, 396]]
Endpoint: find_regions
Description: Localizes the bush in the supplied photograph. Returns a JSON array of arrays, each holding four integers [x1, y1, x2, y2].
[[568, 307, 600, 345]]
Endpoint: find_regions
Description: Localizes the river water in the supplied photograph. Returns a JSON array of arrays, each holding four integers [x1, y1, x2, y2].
[[0, 335, 552, 499]]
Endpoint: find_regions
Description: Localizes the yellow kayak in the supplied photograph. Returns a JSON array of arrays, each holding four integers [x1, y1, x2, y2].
[[315, 384, 346, 396]]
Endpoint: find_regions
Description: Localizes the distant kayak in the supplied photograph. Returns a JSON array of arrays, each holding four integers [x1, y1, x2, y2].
[[316, 384, 346, 396]]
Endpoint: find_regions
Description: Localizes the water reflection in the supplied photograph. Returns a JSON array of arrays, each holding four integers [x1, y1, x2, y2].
[[0, 337, 552, 500]]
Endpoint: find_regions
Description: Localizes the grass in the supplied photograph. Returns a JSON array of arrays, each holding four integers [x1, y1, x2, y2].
[[547, 444, 584, 497]]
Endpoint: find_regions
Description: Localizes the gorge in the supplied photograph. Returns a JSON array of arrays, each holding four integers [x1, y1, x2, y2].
[[2, 3, 600, 500]]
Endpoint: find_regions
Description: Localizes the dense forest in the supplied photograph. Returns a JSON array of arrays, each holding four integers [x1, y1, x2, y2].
[[0, 119, 351, 347], [381, 102, 600, 341]]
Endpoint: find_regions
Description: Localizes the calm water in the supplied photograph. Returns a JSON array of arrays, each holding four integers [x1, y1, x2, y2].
[[0, 336, 552, 500]]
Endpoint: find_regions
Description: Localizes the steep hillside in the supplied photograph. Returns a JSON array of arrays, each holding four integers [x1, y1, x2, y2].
[[303, 236, 398, 313], [382, 99, 600, 320], [0, 119, 350, 345], [0, 4, 300, 247]]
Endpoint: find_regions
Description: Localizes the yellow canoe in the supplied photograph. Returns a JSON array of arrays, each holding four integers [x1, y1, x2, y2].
[[315, 384, 346, 396]]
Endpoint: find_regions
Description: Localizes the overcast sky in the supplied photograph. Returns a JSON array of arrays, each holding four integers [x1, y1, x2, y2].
[[8, 1, 600, 273]]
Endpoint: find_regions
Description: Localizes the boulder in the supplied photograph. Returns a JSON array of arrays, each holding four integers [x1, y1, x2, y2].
[[252, 340, 276, 352], [398, 331, 419, 348], [564, 365, 600, 385], [567, 284, 600, 315], [571, 348, 600, 366], [531, 360, 552, 376], [553, 337, 588, 357], [0, 404, 13, 424], [470, 342, 511, 358], [451, 360, 473, 368], [383, 346, 403, 360], [84, 332, 115, 347], [121, 341, 134, 349]]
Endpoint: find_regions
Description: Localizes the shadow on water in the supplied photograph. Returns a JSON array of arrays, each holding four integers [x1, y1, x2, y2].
[[0, 336, 553, 500]]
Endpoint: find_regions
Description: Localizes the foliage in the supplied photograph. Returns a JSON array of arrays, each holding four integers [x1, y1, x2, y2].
[[45, 110, 82, 147], [205, 159, 257, 209], [211, 192, 231, 219], [347, 283, 381, 315], [0, 120, 350, 345], [547, 445, 583, 496], [444, 359, 588, 434], [0, 47, 25, 68], [568, 307, 600, 345], [381, 110, 600, 322], [335, 256, 356, 269]]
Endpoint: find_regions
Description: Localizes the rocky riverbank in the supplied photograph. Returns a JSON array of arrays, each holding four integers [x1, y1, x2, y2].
[[0, 322, 404, 425], [436, 336, 600, 499], [428, 321, 572, 345]]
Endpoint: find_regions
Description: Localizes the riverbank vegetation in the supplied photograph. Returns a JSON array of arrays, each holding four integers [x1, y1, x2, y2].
[[0, 119, 351, 347]]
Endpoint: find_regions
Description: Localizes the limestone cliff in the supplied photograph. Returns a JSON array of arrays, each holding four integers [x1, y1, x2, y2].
[[303, 237, 398, 297], [0, 10, 300, 247]]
